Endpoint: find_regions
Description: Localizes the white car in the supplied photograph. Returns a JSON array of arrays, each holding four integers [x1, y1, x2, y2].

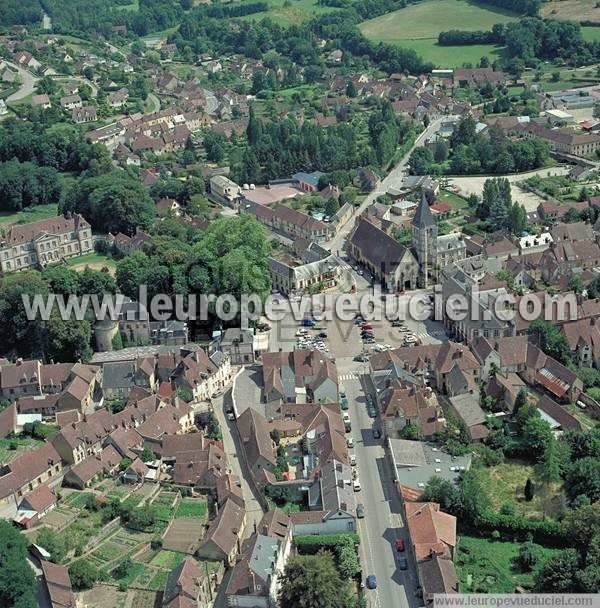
[[350, 454, 357, 466], [347, 436, 354, 448], [353, 479, 361, 492], [342, 413, 351, 424]]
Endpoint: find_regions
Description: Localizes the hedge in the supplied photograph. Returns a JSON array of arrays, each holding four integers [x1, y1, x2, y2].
[[294, 533, 360, 554]]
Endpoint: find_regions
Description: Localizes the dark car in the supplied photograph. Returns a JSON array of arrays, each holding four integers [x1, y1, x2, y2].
[[366, 394, 373, 405], [366, 575, 377, 589], [340, 398, 349, 411], [373, 428, 381, 439], [318, 331, 328, 338], [398, 556, 408, 571], [354, 354, 369, 362], [368, 408, 377, 418], [391, 320, 403, 327], [394, 538, 405, 552], [356, 503, 365, 518]]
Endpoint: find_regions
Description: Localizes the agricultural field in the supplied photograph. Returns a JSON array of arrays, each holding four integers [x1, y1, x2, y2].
[[359, 0, 518, 67], [175, 497, 208, 518], [0, 436, 45, 463], [456, 535, 563, 593], [541, 0, 600, 23]]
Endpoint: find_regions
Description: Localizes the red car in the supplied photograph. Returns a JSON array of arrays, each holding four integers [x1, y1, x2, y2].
[[361, 323, 373, 330], [394, 538, 405, 552]]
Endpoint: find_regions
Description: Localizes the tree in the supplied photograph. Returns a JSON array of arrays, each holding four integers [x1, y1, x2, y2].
[[422, 475, 461, 513], [522, 416, 553, 460], [62, 172, 155, 236], [279, 553, 350, 608], [324, 197, 340, 216], [0, 520, 37, 608], [346, 81, 357, 98], [140, 446, 154, 462], [69, 559, 100, 590], [533, 549, 581, 592], [408, 147, 433, 175], [565, 457, 600, 504], [206, 411, 222, 440], [399, 422, 423, 441], [524, 477, 535, 501], [489, 197, 508, 228], [536, 440, 561, 518], [529, 318, 572, 366], [577, 367, 600, 390], [434, 139, 449, 163]]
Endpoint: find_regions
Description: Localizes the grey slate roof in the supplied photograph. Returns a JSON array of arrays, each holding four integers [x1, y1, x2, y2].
[[102, 361, 135, 390], [349, 217, 410, 271], [412, 194, 436, 229]]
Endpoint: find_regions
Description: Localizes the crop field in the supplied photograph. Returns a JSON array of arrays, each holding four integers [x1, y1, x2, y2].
[[542, 0, 600, 23], [237, 0, 338, 26], [359, 0, 518, 66]]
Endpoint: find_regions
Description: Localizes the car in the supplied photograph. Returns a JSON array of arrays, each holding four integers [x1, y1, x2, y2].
[[227, 412, 236, 421], [318, 331, 328, 338], [356, 503, 365, 518], [354, 354, 369, 362], [350, 454, 357, 466], [358, 270, 364, 276], [353, 479, 361, 492], [346, 436, 354, 448], [342, 413, 351, 424], [373, 428, 381, 439], [391, 320, 403, 327], [361, 323, 373, 330], [394, 538, 405, 552], [398, 556, 408, 571], [339, 389, 346, 398], [368, 408, 377, 418], [366, 394, 373, 405], [340, 398, 349, 410], [366, 575, 377, 589]]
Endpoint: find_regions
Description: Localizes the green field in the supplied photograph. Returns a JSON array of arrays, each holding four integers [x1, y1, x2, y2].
[[456, 536, 562, 593], [237, 0, 338, 26], [582, 26, 600, 42], [359, 0, 518, 67], [0, 204, 58, 227], [67, 252, 117, 273]]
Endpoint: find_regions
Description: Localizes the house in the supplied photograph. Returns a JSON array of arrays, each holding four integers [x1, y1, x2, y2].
[[156, 197, 181, 216], [0, 402, 17, 438], [39, 560, 76, 608], [405, 501, 457, 561], [63, 453, 105, 489], [13, 485, 57, 528], [101, 361, 137, 399], [452, 68, 506, 88], [105, 426, 144, 459], [60, 94, 82, 110], [107, 88, 129, 108], [226, 510, 292, 607], [293, 171, 324, 193], [236, 407, 276, 483], [0, 442, 62, 506], [551, 221, 594, 243], [32, 94, 51, 108], [418, 554, 459, 605], [170, 348, 231, 402], [196, 497, 246, 566], [209, 175, 240, 205], [262, 349, 338, 406], [0, 214, 93, 273], [447, 392, 489, 441], [211, 328, 256, 365], [520, 122, 600, 157], [349, 216, 418, 291], [72, 106, 97, 124], [136, 402, 194, 449], [540, 240, 600, 285], [537, 394, 583, 432], [162, 556, 212, 608], [123, 457, 149, 484]]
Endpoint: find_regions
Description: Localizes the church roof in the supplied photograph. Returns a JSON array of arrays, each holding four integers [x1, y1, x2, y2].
[[412, 194, 436, 229]]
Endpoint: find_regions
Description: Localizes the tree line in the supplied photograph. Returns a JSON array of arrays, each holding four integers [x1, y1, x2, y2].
[[472, 0, 541, 16], [438, 24, 505, 46]]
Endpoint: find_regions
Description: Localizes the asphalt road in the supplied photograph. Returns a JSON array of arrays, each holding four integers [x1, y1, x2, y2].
[[5, 61, 38, 103], [339, 359, 419, 608]]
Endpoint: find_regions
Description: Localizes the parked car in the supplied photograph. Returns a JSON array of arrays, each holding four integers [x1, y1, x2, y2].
[[346, 436, 354, 448], [353, 479, 361, 492], [391, 320, 403, 327], [373, 428, 381, 439], [366, 575, 377, 589], [350, 454, 357, 466], [398, 556, 408, 570], [300, 319, 315, 327], [354, 354, 369, 362], [361, 323, 373, 330], [357, 503, 365, 518], [394, 538, 405, 552], [368, 408, 377, 418], [366, 394, 373, 405], [227, 412, 236, 421], [341, 398, 349, 410]]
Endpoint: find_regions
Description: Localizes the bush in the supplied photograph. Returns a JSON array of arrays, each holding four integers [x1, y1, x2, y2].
[[295, 534, 360, 580], [69, 559, 100, 590]]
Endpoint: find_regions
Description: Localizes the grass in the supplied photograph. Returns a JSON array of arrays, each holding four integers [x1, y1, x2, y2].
[[542, 0, 600, 23], [148, 569, 169, 591], [237, 0, 338, 26], [483, 459, 563, 520], [63, 491, 95, 509], [89, 542, 124, 564], [112, 561, 144, 586], [175, 498, 208, 519], [565, 403, 598, 430], [66, 252, 117, 272], [0, 436, 45, 463], [149, 550, 186, 569], [456, 535, 563, 593], [0, 204, 58, 228], [437, 188, 471, 211], [359, 0, 517, 67]]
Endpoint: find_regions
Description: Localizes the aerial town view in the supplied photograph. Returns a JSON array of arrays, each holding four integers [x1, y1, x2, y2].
[[1, 0, 600, 607]]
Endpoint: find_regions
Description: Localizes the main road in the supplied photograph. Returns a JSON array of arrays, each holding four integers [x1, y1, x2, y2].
[[338, 357, 419, 608], [327, 117, 443, 255]]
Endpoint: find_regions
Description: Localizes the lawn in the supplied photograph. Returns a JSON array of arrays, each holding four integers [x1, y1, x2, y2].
[[0, 204, 58, 227], [66, 252, 117, 273], [175, 498, 208, 519], [456, 535, 563, 593], [150, 550, 186, 569], [437, 189, 471, 211], [359, 0, 517, 66], [484, 459, 563, 520], [63, 491, 95, 509]]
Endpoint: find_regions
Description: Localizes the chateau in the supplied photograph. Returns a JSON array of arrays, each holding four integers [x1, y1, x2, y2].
[[0, 214, 93, 272]]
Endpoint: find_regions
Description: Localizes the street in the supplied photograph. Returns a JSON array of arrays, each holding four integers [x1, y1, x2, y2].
[[339, 358, 419, 608]]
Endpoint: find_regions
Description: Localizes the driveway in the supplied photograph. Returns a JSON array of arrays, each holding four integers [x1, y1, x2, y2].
[[5, 61, 38, 103]]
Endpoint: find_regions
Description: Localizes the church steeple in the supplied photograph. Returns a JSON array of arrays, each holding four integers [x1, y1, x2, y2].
[[412, 193, 436, 229]]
